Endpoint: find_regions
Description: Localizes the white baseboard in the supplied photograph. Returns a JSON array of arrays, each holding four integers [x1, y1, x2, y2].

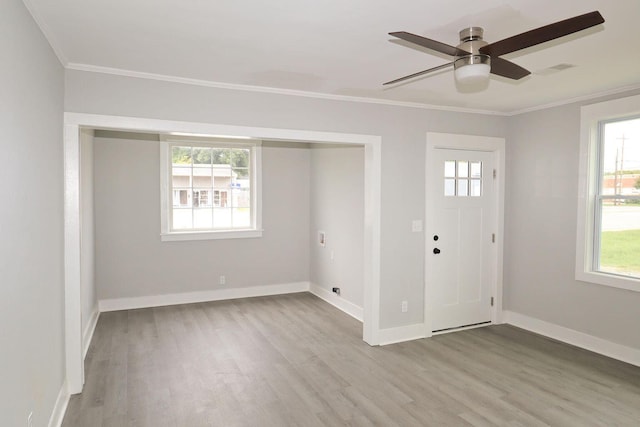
[[47, 381, 70, 427], [377, 323, 427, 346], [309, 283, 363, 322], [98, 282, 310, 312], [503, 310, 640, 367], [82, 306, 99, 359]]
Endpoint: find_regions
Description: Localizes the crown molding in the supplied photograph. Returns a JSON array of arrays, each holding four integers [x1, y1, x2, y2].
[[507, 82, 640, 116], [64, 63, 640, 117], [66, 63, 507, 116]]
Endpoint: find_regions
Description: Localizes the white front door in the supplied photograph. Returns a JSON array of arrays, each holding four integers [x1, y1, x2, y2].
[[429, 147, 495, 331]]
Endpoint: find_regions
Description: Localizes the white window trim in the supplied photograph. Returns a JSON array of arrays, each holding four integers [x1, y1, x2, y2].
[[576, 93, 640, 292], [159, 135, 263, 241]]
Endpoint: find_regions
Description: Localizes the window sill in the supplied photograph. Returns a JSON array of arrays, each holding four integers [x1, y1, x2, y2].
[[576, 270, 640, 293], [161, 229, 263, 242]]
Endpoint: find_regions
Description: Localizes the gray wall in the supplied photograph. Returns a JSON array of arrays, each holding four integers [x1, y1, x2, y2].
[[0, 1, 65, 426], [310, 145, 365, 308], [94, 135, 310, 299], [505, 90, 640, 349], [65, 69, 508, 329]]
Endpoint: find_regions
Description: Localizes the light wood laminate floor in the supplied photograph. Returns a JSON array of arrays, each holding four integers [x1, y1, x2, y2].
[[62, 293, 640, 426]]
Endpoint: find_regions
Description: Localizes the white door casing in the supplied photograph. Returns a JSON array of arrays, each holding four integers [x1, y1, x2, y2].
[[425, 132, 505, 335], [64, 112, 383, 395]]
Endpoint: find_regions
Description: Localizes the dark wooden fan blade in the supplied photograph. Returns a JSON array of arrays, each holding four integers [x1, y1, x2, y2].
[[390, 31, 468, 57], [383, 62, 453, 85], [480, 11, 604, 57], [490, 57, 530, 80]]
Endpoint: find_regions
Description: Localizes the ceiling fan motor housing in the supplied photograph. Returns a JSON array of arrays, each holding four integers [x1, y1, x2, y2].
[[454, 27, 491, 80]]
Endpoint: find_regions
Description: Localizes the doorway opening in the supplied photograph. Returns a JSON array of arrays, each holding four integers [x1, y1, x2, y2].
[[64, 113, 382, 394]]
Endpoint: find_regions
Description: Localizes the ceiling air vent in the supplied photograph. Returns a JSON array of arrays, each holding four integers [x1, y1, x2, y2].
[[534, 63, 576, 75]]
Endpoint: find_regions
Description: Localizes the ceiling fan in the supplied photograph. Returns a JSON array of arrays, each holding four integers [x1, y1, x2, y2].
[[384, 11, 604, 86]]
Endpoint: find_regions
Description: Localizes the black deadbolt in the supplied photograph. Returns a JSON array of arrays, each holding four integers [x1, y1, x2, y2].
[[433, 235, 439, 241], [433, 248, 441, 254]]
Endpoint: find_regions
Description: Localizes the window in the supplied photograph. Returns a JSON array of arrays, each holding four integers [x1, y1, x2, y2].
[[444, 160, 482, 197], [577, 94, 640, 291], [160, 136, 262, 241]]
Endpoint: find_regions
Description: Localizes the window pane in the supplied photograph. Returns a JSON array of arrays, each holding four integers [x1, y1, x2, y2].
[[444, 161, 456, 178], [601, 118, 640, 196], [233, 167, 250, 179], [172, 209, 192, 230], [471, 179, 481, 197], [192, 147, 212, 165], [470, 162, 482, 178], [192, 170, 212, 188], [444, 178, 456, 196], [213, 208, 231, 229], [598, 199, 640, 278], [231, 149, 250, 168], [232, 189, 250, 208], [172, 146, 192, 164], [458, 179, 469, 197], [213, 165, 232, 188], [193, 208, 213, 229], [212, 149, 231, 165], [173, 189, 189, 207], [172, 167, 191, 187], [458, 161, 469, 178], [232, 208, 251, 228]]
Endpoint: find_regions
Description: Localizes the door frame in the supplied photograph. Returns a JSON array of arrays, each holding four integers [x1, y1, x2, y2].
[[424, 132, 505, 336], [64, 112, 382, 394]]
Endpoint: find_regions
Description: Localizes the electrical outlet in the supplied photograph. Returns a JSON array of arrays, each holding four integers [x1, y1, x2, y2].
[[332, 287, 340, 295], [401, 301, 408, 313], [28, 411, 33, 427], [219, 275, 226, 285]]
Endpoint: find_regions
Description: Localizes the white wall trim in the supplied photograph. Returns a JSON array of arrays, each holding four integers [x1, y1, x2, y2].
[[63, 123, 84, 395], [503, 310, 640, 367], [309, 283, 363, 322], [99, 282, 311, 312], [377, 323, 427, 346], [47, 381, 70, 427], [63, 64, 640, 117], [82, 307, 99, 359], [65, 63, 505, 116], [507, 82, 640, 116]]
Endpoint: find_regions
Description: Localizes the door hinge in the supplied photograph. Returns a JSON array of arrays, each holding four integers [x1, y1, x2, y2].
[[492, 233, 495, 243], [493, 169, 496, 179], [491, 297, 494, 307]]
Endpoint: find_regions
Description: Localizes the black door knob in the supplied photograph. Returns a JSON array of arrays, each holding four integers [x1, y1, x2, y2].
[[433, 248, 441, 254]]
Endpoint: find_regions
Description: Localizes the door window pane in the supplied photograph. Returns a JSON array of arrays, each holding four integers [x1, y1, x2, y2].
[[445, 161, 456, 178], [458, 161, 469, 178], [458, 179, 469, 197], [471, 179, 481, 197], [445, 179, 456, 196]]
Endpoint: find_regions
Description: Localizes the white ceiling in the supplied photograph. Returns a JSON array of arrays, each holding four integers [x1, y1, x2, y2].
[[25, 0, 640, 114]]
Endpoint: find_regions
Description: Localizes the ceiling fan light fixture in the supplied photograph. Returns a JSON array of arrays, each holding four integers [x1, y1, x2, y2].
[[454, 54, 491, 84]]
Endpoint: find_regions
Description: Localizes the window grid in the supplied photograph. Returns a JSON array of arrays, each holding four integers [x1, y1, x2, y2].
[[444, 160, 482, 197], [169, 144, 253, 232]]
